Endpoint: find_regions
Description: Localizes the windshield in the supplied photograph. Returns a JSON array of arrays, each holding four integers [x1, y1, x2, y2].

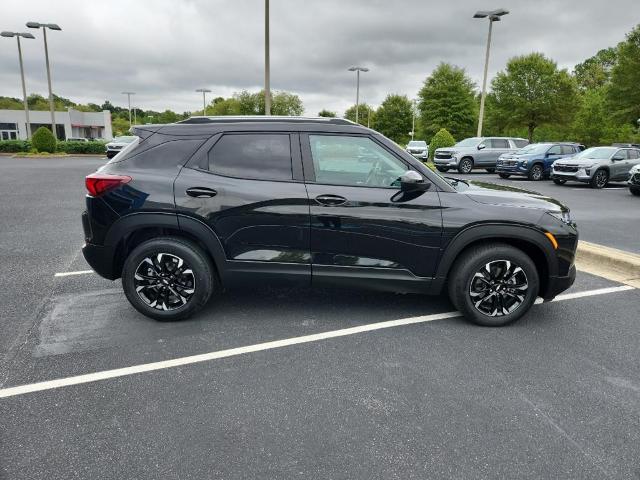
[[455, 137, 481, 147], [575, 147, 617, 160], [408, 141, 426, 147], [517, 144, 551, 155], [112, 136, 137, 143]]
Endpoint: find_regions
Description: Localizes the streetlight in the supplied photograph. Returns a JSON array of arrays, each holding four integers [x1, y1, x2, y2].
[[26, 21, 61, 139], [196, 88, 212, 116], [122, 92, 135, 127], [264, 0, 271, 115], [348, 66, 369, 124], [473, 8, 509, 137], [411, 99, 417, 141], [1, 31, 35, 139]]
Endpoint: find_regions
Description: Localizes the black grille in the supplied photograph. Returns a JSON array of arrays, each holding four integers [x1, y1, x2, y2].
[[435, 153, 452, 159], [555, 165, 578, 173]]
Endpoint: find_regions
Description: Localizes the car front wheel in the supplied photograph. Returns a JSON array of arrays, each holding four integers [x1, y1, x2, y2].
[[528, 164, 544, 181], [448, 243, 539, 327], [590, 169, 609, 189], [458, 158, 474, 174], [122, 237, 215, 321]]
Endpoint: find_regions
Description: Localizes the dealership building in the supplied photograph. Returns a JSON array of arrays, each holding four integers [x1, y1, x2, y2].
[[0, 108, 113, 141]]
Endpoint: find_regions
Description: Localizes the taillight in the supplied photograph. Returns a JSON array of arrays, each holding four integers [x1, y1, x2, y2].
[[85, 173, 132, 196]]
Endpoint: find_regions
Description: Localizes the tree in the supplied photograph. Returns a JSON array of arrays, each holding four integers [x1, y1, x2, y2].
[[318, 109, 336, 117], [573, 47, 618, 91], [31, 126, 56, 153], [373, 94, 413, 145], [417, 63, 477, 140], [428, 128, 455, 161], [234, 90, 304, 116], [607, 24, 640, 125], [344, 103, 374, 126], [0, 97, 23, 109], [490, 53, 579, 142], [208, 98, 242, 116]]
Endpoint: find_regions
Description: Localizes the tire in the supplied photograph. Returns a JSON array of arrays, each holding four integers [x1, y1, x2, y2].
[[498, 173, 511, 179], [630, 186, 640, 196], [458, 158, 474, 174], [486, 168, 496, 173], [553, 178, 567, 185], [528, 164, 544, 181], [447, 243, 539, 327], [590, 169, 609, 189], [122, 237, 215, 321], [436, 166, 449, 172]]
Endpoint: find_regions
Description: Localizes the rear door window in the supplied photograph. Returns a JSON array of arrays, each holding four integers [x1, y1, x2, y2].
[[560, 145, 576, 155], [626, 149, 639, 159], [491, 139, 509, 148], [208, 134, 293, 181]]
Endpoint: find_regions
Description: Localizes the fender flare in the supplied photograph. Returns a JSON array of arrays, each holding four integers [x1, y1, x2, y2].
[[435, 223, 558, 279], [104, 212, 228, 276]]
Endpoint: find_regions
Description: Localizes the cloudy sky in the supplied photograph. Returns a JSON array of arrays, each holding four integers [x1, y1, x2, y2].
[[1, 0, 637, 116]]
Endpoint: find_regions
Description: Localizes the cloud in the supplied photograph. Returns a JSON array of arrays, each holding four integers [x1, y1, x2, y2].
[[1, 0, 637, 116]]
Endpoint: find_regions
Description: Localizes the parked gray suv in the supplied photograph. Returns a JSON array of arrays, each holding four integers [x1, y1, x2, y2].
[[551, 146, 640, 189], [434, 137, 529, 174]]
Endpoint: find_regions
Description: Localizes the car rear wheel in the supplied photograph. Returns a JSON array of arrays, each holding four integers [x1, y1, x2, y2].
[[122, 237, 215, 321], [630, 186, 640, 196], [458, 158, 474, 174], [553, 178, 567, 185], [448, 243, 539, 327], [590, 169, 609, 189], [528, 164, 544, 181], [498, 173, 511, 179], [436, 166, 449, 172]]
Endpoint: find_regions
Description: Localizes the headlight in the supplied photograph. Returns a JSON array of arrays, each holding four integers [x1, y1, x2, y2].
[[547, 210, 572, 225], [520, 160, 528, 167]]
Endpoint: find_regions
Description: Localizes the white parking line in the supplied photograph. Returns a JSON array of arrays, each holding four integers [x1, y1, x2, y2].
[[54, 270, 94, 277], [0, 285, 634, 400]]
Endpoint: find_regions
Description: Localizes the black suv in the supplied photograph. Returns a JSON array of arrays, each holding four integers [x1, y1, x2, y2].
[[82, 117, 578, 327]]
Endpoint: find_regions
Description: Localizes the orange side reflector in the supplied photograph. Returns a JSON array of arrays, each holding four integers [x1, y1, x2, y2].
[[545, 232, 559, 250]]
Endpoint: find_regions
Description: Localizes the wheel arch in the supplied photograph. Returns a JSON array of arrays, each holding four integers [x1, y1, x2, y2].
[[436, 224, 558, 297], [105, 213, 227, 281]]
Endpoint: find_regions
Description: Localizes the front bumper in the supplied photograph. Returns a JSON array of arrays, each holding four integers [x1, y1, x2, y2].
[[408, 151, 428, 159], [542, 264, 576, 300], [495, 164, 529, 176], [551, 168, 592, 183], [434, 158, 458, 167]]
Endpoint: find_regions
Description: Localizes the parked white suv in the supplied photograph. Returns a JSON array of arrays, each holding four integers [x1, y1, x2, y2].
[[434, 137, 528, 174], [405, 140, 428, 160]]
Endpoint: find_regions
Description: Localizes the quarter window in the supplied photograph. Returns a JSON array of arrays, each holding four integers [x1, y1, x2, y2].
[[208, 134, 292, 181], [308, 135, 407, 188]]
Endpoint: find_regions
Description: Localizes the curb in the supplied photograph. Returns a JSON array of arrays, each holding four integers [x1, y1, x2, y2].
[[576, 241, 640, 288]]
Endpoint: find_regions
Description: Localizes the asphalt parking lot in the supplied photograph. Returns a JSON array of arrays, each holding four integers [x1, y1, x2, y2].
[[1, 156, 639, 479]]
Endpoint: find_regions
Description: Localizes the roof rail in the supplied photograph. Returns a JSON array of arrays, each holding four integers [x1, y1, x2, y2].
[[177, 115, 355, 126]]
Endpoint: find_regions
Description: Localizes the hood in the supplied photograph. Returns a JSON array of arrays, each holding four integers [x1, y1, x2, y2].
[[553, 156, 589, 165], [461, 180, 567, 211]]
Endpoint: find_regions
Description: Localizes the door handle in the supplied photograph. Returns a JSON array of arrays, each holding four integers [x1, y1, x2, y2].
[[315, 194, 347, 206], [186, 187, 217, 198]]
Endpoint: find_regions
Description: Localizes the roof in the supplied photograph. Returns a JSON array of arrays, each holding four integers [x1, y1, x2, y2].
[[178, 116, 354, 126]]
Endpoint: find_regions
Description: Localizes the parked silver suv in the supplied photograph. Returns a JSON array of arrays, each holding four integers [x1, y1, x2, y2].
[[434, 137, 528, 173], [551, 146, 640, 189]]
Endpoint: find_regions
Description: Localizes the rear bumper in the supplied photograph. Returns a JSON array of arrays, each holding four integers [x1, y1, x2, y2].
[[82, 242, 118, 280], [542, 264, 576, 300]]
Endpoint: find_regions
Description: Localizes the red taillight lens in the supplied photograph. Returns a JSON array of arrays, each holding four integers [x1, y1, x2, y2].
[[85, 173, 132, 196]]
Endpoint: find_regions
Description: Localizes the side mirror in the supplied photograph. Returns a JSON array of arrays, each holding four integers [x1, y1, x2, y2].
[[477, 144, 486, 150], [400, 170, 430, 192], [612, 155, 625, 161]]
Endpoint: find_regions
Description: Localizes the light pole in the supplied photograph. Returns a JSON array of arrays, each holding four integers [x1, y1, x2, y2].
[[473, 8, 508, 137], [264, 0, 271, 115], [196, 88, 211, 115], [1, 31, 35, 139], [122, 92, 135, 127], [26, 21, 61, 139], [348, 66, 369, 124]]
